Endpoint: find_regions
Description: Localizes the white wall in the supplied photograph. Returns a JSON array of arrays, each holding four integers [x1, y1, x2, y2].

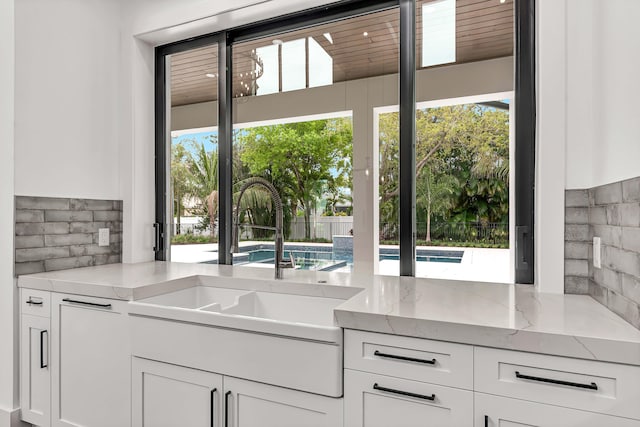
[[590, 0, 640, 187], [14, 0, 122, 200], [565, 0, 640, 189], [536, 0, 567, 293], [0, 0, 17, 424]]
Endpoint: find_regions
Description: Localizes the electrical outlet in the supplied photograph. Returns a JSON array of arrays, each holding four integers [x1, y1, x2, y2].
[[98, 228, 110, 247], [593, 236, 601, 269]]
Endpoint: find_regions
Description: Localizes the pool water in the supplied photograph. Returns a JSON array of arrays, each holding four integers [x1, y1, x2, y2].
[[236, 246, 463, 272]]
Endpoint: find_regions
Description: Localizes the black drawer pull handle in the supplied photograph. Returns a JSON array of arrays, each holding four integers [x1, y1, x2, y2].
[[27, 299, 43, 305], [40, 330, 48, 368], [62, 298, 112, 308], [373, 383, 435, 401], [515, 371, 598, 390], [374, 350, 436, 365], [210, 388, 217, 427], [224, 391, 231, 427], [484, 415, 489, 427]]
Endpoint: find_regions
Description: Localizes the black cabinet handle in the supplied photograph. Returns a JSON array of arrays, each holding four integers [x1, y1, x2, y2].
[[373, 383, 435, 401], [515, 371, 598, 390], [374, 350, 436, 365], [210, 388, 217, 427], [224, 391, 231, 427], [27, 299, 43, 306], [62, 298, 112, 309], [484, 415, 489, 427], [40, 330, 47, 368]]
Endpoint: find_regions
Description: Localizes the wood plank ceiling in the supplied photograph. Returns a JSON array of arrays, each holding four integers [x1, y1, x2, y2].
[[170, 0, 514, 107]]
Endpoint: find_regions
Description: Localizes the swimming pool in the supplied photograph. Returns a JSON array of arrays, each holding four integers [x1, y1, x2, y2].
[[233, 244, 463, 272]]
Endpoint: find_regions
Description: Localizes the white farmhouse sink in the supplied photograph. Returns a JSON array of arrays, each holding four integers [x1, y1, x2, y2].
[[128, 283, 352, 396], [139, 286, 247, 310], [129, 284, 349, 344]]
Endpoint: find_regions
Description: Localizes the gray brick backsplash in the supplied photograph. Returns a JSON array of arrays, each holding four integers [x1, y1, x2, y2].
[[588, 206, 607, 225], [564, 276, 589, 294], [43, 222, 71, 235], [591, 224, 622, 247], [619, 203, 640, 227], [603, 246, 640, 277], [594, 182, 623, 205], [93, 210, 120, 221], [45, 234, 94, 247], [607, 290, 640, 329], [15, 209, 44, 223], [565, 259, 589, 277], [565, 207, 588, 224], [15, 235, 44, 249], [15, 223, 45, 236], [70, 199, 114, 211], [622, 227, 640, 253], [16, 196, 70, 210], [605, 205, 621, 226], [69, 221, 108, 233], [565, 224, 590, 242], [622, 177, 640, 202], [566, 177, 640, 329], [622, 274, 640, 305], [565, 242, 589, 259], [15, 196, 122, 276], [589, 280, 608, 306], [565, 190, 589, 207], [45, 210, 93, 222], [15, 261, 45, 276], [16, 247, 70, 262], [44, 256, 95, 272]]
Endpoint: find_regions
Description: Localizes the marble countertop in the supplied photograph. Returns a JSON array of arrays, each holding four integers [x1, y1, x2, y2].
[[18, 261, 640, 365]]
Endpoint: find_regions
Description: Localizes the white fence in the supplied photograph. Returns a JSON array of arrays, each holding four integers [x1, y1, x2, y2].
[[289, 216, 353, 241], [173, 216, 354, 241]]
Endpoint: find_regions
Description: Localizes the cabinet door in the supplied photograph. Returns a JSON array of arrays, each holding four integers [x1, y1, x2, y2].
[[475, 393, 640, 427], [51, 294, 130, 427], [344, 369, 473, 427], [20, 314, 51, 427], [224, 376, 342, 427], [132, 358, 223, 427]]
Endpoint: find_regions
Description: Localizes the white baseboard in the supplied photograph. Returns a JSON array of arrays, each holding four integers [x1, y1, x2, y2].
[[0, 407, 28, 427]]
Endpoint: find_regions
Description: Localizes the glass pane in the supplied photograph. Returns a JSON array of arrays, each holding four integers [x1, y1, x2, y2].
[[167, 43, 219, 263], [414, 0, 515, 282], [232, 8, 399, 275], [281, 38, 306, 92]]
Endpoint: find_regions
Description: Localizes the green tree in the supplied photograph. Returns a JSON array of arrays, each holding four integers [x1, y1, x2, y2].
[[238, 118, 352, 239], [171, 143, 194, 235], [379, 104, 510, 241], [187, 138, 218, 239]]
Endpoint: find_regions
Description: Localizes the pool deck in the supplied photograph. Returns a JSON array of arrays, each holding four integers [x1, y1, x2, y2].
[[170, 241, 512, 284]]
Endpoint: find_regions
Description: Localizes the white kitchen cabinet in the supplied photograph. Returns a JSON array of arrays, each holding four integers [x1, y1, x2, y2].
[[225, 376, 342, 427], [20, 314, 51, 427], [50, 294, 130, 427], [132, 357, 223, 427], [133, 357, 342, 427], [344, 369, 473, 427], [475, 393, 640, 427]]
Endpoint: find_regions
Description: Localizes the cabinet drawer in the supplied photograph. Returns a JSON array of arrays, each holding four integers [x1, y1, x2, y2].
[[21, 289, 50, 317], [475, 392, 640, 427], [345, 369, 473, 427], [345, 330, 473, 389], [475, 347, 640, 420]]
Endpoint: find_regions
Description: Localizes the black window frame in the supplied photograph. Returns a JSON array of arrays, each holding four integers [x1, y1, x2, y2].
[[154, 0, 536, 284]]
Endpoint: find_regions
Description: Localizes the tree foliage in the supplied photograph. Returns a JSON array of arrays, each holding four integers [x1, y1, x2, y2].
[[379, 104, 509, 241], [237, 118, 353, 239]]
